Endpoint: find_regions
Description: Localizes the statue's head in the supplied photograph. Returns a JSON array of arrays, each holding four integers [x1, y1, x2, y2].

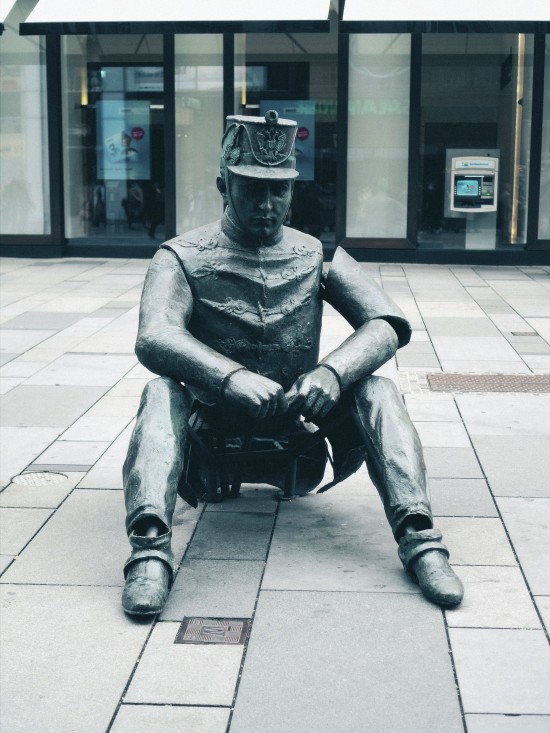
[[217, 110, 299, 240]]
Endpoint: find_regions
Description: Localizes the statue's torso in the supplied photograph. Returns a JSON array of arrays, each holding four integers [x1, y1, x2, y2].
[[162, 220, 324, 392]]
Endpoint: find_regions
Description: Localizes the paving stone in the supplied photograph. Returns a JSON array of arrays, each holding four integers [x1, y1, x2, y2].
[[465, 714, 550, 732], [205, 486, 279, 513], [34, 439, 110, 466], [0, 507, 53, 554], [0, 385, 109, 428], [415, 421, 471, 448], [230, 591, 463, 733], [187, 511, 275, 560], [446, 566, 541, 629], [431, 336, 524, 362], [423, 447, 484, 478], [0, 377, 22, 394], [436, 517, 516, 566], [423, 317, 501, 337], [125, 622, 242, 706], [262, 495, 417, 593], [405, 395, 461, 422], [0, 584, 151, 733], [0, 329, 56, 353], [0, 353, 17, 365], [78, 422, 134, 489], [534, 596, 550, 630], [396, 352, 441, 368], [0, 556, 14, 574], [430, 478, 497, 517], [25, 353, 137, 386], [1, 312, 84, 330], [111, 705, 230, 733], [0, 359, 48, 377], [0, 426, 61, 486], [526, 317, 550, 343], [0, 472, 84, 508], [496, 498, 550, 595], [61, 414, 132, 442], [0, 490, 198, 586], [457, 394, 550, 436], [439, 360, 532, 373], [450, 628, 550, 714], [470, 436, 550, 498], [161, 559, 264, 620]]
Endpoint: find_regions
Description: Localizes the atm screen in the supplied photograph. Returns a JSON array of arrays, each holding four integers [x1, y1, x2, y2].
[[456, 179, 480, 197]]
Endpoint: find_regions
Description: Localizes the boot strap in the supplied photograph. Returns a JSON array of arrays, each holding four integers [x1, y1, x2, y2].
[[398, 528, 449, 574], [123, 549, 176, 586]]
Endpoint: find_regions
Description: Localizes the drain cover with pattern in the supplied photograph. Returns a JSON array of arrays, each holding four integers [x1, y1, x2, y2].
[[12, 472, 68, 486], [175, 617, 251, 645], [427, 373, 550, 393]]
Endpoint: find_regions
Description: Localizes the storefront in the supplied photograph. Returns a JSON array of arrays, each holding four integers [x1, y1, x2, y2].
[[1, 1, 549, 262]]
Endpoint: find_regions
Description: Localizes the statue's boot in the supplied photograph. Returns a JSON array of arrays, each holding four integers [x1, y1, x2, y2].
[[122, 529, 175, 616], [398, 529, 464, 608]]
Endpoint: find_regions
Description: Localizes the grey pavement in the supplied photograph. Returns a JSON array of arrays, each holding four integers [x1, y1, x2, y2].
[[1, 256, 549, 733]]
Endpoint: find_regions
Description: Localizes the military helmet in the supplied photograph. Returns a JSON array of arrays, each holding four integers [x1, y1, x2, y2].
[[220, 110, 299, 180]]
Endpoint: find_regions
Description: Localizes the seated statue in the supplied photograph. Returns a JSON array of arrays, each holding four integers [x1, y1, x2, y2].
[[122, 110, 464, 616]]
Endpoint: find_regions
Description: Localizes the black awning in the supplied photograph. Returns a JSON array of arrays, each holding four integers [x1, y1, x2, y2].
[[341, 0, 550, 33], [20, 0, 331, 35]]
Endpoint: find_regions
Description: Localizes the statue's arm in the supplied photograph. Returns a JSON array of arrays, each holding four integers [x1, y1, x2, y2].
[[135, 248, 244, 395], [320, 247, 412, 391]]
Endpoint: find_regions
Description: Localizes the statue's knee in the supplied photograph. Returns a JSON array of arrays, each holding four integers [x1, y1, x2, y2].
[[142, 376, 185, 406], [355, 375, 400, 405]]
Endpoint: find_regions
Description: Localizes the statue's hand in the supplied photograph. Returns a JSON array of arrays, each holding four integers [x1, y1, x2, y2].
[[223, 369, 287, 418], [285, 365, 341, 421]]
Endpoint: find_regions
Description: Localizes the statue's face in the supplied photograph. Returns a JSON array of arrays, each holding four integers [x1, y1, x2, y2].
[[228, 175, 293, 239]]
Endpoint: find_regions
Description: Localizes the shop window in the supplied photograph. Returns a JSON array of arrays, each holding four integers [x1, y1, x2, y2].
[[61, 35, 164, 244], [538, 36, 550, 241], [0, 0, 50, 236], [346, 34, 411, 240], [418, 34, 534, 250], [236, 32, 338, 248], [175, 35, 224, 233]]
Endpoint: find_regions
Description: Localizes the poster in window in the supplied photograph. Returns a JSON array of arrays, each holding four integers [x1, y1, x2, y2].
[[260, 100, 315, 181], [96, 100, 150, 180]]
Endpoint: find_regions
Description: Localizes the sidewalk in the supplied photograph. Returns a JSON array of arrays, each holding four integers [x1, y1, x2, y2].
[[1, 256, 549, 733]]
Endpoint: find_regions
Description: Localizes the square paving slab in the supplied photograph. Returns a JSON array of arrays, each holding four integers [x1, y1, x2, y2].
[[496, 497, 550, 595], [110, 705, 230, 733], [436, 517, 516, 566], [230, 590, 463, 733], [186, 511, 275, 561], [450, 628, 550, 714], [0, 385, 109, 428], [0, 507, 53, 555], [161, 559, 264, 620], [429, 478, 497, 517], [465, 714, 550, 733], [262, 495, 418, 593], [0, 584, 151, 733], [423, 447, 484, 479], [124, 622, 242, 706]]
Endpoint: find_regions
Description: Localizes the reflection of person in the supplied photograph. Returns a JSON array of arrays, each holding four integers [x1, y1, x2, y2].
[[147, 182, 164, 240], [121, 182, 144, 230], [122, 111, 464, 617]]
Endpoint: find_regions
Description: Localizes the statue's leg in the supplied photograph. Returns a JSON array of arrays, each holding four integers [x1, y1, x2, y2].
[[353, 375, 463, 607], [122, 376, 193, 616]]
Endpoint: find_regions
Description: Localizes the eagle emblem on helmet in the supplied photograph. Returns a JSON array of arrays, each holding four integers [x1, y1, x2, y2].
[[256, 128, 287, 165]]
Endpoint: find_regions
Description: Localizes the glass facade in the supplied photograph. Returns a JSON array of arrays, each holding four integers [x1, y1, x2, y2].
[[417, 34, 534, 250], [61, 34, 165, 244], [236, 32, 338, 247], [539, 36, 550, 240], [0, 0, 50, 235], [346, 34, 411, 239], [175, 35, 224, 233]]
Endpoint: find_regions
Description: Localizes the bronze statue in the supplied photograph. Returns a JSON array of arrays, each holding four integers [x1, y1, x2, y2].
[[122, 110, 463, 616]]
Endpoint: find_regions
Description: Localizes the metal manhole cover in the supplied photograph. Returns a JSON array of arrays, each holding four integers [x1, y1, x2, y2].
[[175, 617, 251, 645], [12, 471, 68, 486], [427, 373, 550, 393]]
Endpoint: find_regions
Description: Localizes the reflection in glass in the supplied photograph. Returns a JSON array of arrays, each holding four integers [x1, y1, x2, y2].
[[539, 36, 550, 240], [0, 0, 50, 235], [61, 35, 164, 244], [346, 34, 411, 239], [175, 35, 224, 233]]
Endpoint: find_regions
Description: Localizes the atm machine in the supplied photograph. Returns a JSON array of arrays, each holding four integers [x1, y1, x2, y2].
[[445, 150, 499, 249]]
